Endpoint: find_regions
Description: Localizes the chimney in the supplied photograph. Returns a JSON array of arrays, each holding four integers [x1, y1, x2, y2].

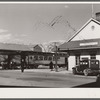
[[95, 12, 100, 22]]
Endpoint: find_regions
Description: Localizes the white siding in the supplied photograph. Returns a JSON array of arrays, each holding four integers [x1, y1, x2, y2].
[[96, 55, 100, 68], [96, 55, 100, 60], [68, 55, 90, 71], [72, 21, 100, 41], [68, 56, 75, 70]]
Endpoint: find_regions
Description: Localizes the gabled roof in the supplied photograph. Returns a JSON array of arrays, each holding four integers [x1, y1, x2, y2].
[[27, 44, 37, 49], [28, 44, 42, 52], [67, 18, 100, 42], [57, 18, 100, 51]]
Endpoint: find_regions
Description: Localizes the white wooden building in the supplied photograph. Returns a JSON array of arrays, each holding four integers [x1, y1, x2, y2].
[[58, 12, 100, 70]]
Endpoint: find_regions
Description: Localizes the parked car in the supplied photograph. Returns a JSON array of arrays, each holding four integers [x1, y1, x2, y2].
[[72, 59, 100, 76]]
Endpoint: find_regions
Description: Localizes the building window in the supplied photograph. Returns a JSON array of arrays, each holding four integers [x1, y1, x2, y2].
[[90, 54, 96, 59], [48, 56, 52, 61], [34, 55, 38, 60], [91, 25, 95, 30], [38, 56, 43, 60], [44, 56, 48, 60]]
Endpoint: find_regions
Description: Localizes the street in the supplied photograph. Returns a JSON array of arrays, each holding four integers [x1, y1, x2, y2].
[[0, 68, 98, 88]]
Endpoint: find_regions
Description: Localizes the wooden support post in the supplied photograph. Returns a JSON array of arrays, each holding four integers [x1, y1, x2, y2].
[[21, 52, 26, 72], [8, 55, 13, 69], [65, 57, 68, 70], [26, 55, 29, 69]]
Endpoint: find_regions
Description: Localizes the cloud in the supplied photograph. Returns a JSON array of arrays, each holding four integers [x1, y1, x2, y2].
[[0, 34, 12, 42], [0, 29, 8, 33], [0, 30, 29, 44], [0, 29, 9, 42], [8, 38, 25, 44]]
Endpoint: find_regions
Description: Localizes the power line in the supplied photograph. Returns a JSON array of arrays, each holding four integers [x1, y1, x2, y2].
[[49, 16, 62, 27]]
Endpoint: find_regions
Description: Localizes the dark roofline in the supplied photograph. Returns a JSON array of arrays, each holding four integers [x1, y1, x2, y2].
[[0, 42, 42, 51]]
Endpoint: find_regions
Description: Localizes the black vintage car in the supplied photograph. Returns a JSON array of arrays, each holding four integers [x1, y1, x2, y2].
[[72, 59, 100, 76]]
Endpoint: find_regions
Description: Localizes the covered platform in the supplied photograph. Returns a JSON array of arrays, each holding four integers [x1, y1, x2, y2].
[[0, 42, 68, 71], [0, 43, 42, 70]]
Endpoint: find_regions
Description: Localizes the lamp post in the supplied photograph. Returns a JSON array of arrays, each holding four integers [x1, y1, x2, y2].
[[54, 42, 58, 72]]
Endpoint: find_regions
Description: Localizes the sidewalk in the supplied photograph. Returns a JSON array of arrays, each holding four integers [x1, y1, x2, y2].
[[0, 67, 72, 75], [23, 68, 97, 79], [24, 68, 72, 74]]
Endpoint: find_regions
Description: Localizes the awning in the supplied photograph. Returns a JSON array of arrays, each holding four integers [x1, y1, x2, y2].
[[58, 38, 100, 51]]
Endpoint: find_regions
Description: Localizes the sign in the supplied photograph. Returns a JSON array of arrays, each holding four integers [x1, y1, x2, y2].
[[80, 42, 98, 46]]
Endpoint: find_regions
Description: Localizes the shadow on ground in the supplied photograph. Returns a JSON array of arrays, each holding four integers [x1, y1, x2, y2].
[[73, 82, 100, 88], [1, 83, 100, 88], [0, 85, 50, 88], [0, 82, 100, 88]]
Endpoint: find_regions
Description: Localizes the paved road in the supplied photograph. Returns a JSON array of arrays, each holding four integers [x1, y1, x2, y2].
[[0, 69, 98, 88]]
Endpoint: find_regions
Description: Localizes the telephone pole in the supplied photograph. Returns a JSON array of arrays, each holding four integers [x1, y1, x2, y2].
[[55, 42, 58, 72], [92, 3, 94, 18]]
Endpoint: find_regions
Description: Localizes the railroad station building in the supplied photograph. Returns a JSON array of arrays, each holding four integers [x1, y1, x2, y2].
[[58, 12, 100, 70]]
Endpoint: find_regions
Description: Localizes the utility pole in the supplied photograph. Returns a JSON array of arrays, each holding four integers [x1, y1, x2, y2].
[[55, 42, 58, 72], [92, 3, 94, 18]]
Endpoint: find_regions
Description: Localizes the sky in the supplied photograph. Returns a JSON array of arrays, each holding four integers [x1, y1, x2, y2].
[[0, 3, 100, 44]]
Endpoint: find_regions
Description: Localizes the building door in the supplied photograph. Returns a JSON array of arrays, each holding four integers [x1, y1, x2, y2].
[[75, 55, 80, 65], [68, 56, 75, 70]]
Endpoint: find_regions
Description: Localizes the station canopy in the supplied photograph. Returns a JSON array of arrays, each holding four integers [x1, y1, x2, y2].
[[0, 43, 41, 55], [58, 38, 100, 51]]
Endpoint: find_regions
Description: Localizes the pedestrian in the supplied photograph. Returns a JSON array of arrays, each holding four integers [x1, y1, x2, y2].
[[49, 61, 53, 71], [21, 59, 24, 73]]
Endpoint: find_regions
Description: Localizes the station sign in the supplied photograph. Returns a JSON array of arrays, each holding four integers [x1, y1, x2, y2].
[[80, 42, 98, 46]]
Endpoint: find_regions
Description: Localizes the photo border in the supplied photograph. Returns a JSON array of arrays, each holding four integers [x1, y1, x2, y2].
[[0, 0, 99, 99]]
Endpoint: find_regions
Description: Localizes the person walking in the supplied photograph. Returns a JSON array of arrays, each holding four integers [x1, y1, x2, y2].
[[21, 59, 24, 73], [49, 61, 53, 71]]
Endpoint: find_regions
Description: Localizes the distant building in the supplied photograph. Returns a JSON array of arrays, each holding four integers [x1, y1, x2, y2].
[[58, 12, 100, 70], [29, 44, 42, 52]]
